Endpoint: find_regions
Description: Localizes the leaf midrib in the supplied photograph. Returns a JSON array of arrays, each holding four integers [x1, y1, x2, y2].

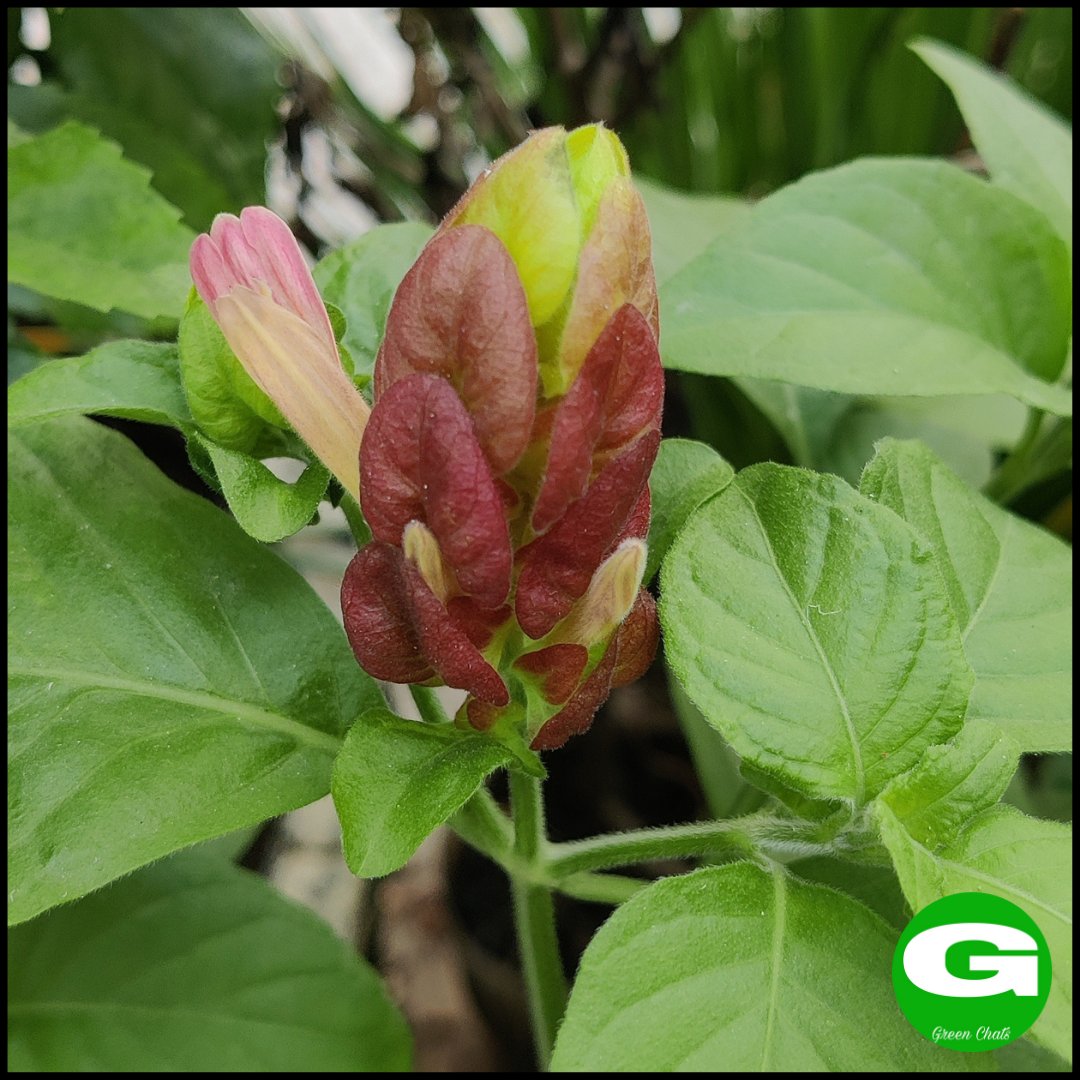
[[739, 485, 866, 802], [9, 664, 340, 755]]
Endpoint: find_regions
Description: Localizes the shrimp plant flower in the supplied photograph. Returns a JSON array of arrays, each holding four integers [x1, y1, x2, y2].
[[191, 124, 662, 752]]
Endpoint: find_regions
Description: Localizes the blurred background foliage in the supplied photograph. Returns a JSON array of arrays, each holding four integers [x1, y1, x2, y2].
[[7, 6, 1072, 823]]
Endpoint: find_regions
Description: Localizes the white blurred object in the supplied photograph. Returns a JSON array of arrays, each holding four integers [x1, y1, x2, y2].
[[642, 8, 682, 45], [245, 7, 414, 120]]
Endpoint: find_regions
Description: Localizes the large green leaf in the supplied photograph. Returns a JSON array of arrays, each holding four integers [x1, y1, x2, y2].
[[7, 340, 192, 432], [646, 438, 734, 583], [912, 38, 1072, 248], [635, 177, 751, 286], [877, 804, 1072, 1062], [551, 862, 977, 1071], [861, 439, 1073, 751], [661, 463, 972, 805], [7, 121, 194, 320], [332, 708, 512, 878], [40, 8, 280, 229], [313, 223, 434, 382], [8, 416, 381, 925], [661, 158, 1072, 412], [8, 853, 411, 1072]]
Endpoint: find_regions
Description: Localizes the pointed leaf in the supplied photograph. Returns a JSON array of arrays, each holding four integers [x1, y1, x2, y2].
[[862, 439, 1073, 751], [8, 417, 382, 925], [661, 464, 972, 804], [912, 38, 1071, 247], [661, 158, 1072, 409], [8, 853, 411, 1071], [332, 707, 512, 877], [551, 863, 978, 1071], [7, 340, 192, 432]]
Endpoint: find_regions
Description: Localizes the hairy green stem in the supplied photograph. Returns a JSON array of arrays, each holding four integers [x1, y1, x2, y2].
[[546, 815, 828, 877], [408, 684, 452, 725], [338, 493, 372, 547], [508, 770, 568, 1069]]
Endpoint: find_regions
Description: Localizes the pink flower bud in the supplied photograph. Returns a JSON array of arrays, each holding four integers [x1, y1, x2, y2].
[[190, 207, 370, 500]]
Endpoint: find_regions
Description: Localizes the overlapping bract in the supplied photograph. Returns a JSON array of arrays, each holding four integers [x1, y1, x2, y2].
[[342, 125, 663, 749]]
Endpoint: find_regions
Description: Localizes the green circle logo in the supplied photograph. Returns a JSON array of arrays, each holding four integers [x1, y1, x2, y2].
[[892, 892, 1051, 1052]]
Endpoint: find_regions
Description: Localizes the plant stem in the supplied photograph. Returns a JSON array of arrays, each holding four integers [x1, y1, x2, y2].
[[508, 770, 568, 1069], [546, 815, 825, 877], [338, 493, 372, 547], [409, 684, 451, 725], [450, 787, 514, 863], [556, 871, 647, 905], [983, 408, 1044, 503]]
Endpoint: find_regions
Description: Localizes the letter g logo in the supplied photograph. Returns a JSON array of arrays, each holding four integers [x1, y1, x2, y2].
[[891, 893, 1052, 1052], [902, 923, 1040, 997]]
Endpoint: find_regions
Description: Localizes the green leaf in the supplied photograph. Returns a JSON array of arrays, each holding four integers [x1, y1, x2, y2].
[[790, 856, 910, 930], [551, 862, 978, 1071], [877, 804, 1072, 1062], [314, 223, 435, 381], [912, 38, 1072, 248], [332, 708, 512, 878], [661, 463, 972, 805], [635, 176, 751, 286], [635, 177, 852, 469], [646, 438, 734, 583], [861, 439, 1073, 751], [7, 340, 192, 431], [994, 1037, 1071, 1072], [193, 434, 330, 544], [876, 718, 1020, 846], [661, 158, 1072, 412], [42, 8, 281, 230], [178, 289, 286, 453], [8, 853, 411, 1072], [7, 121, 194, 320], [822, 394, 1028, 490], [8, 416, 382, 925]]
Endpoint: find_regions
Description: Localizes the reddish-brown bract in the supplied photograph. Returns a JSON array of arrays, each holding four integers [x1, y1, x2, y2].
[[341, 126, 662, 750]]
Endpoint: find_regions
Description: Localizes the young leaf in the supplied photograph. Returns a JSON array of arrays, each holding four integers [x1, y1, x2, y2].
[[8, 853, 411, 1072], [7, 121, 194, 319], [877, 805, 1072, 1063], [876, 718, 1020, 845], [661, 464, 972, 805], [646, 438, 734, 583], [193, 434, 329, 544], [862, 439, 1073, 752], [332, 708, 512, 878], [912, 38, 1072, 248], [313, 222, 434, 381], [551, 862, 979, 1071], [661, 158, 1072, 411], [8, 416, 382, 925], [7, 340, 192, 431]]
